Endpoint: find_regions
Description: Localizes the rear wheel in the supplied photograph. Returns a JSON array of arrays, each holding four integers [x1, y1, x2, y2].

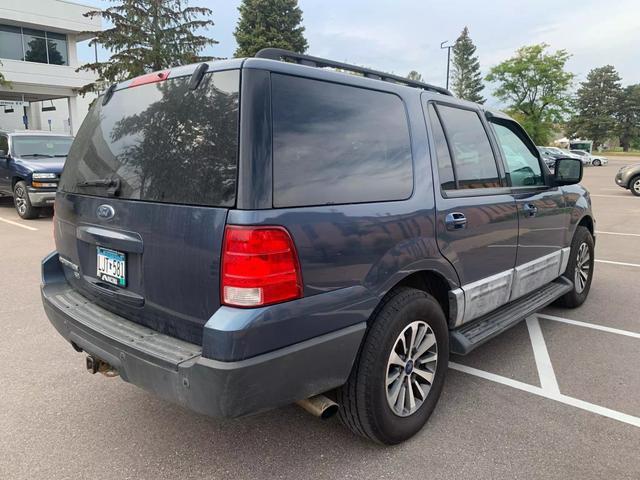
[[337, 287, 448, 444], [13, 181, 39, 219], [555, 226, 595, 308], [630, 175, 640, 197]]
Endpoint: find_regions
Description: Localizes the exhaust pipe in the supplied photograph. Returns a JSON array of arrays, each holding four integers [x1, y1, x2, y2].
[[86, 355, 119, 378], [296, 395, 339, 420]]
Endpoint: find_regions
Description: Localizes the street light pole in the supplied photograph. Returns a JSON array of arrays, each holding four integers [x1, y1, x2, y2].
[[440, 41, 453, 90]]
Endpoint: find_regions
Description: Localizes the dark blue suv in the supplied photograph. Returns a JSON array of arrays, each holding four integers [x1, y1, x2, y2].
[[0, 131, 72, 219], [41, 50, 595, 444]]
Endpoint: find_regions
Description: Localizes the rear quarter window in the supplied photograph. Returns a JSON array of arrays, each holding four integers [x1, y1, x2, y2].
[[271, 74, 413, 207]]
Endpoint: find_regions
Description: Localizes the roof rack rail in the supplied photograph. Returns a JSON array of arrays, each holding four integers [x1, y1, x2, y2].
[[255, 48, 453, 97]]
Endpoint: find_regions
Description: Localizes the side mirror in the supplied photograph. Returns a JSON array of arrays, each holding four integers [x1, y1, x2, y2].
[[554, 158, 583, 185]]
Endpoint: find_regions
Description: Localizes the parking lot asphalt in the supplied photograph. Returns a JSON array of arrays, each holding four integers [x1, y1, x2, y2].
[[1, 158, 639, 480]]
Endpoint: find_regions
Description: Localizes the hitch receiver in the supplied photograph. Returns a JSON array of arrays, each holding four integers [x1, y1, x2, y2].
[[86, 355, 119, 377]]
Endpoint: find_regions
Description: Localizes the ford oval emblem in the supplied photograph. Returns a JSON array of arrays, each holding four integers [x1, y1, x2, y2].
[[96, 204, 115, 220]]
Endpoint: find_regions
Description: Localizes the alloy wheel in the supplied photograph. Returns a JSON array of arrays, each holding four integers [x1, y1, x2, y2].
[[574, 242, 591, 294], [386, 321, 438, 417], [14, 186, 27, 216], [633, 178, 640, 195]]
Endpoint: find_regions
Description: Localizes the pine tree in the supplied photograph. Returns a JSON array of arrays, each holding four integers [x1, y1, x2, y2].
[[568, 65, 622, 148], [77, 0, 217, 94], [615, 84, 640, 151], [407, 70, 423, 82], [234, 0, 308, 57], [451, 27, 485, 104]]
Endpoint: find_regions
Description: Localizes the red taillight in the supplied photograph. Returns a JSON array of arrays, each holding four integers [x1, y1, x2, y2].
[[221, 225, 303, 307], [129, 70, 171, 87]]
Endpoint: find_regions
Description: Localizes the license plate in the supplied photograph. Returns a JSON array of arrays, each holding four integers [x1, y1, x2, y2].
[[97, 247, 126, 287]]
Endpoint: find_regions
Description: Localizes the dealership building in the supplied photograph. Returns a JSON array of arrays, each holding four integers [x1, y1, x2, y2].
[[0, 0, 100, 135]]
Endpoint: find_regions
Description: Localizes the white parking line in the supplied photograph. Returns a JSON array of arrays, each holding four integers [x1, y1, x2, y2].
[[537, 313, 640, 339], [595, 231, 640, 237], [0, 217, 38, 231], [449, 362, 640, 428], [595, 259, 640, 268], [450, 309, 640, 429], [526, 316, 560, 394], [590, 194, 639, 199]]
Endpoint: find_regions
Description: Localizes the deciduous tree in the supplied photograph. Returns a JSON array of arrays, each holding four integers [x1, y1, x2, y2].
[[486, 44, 573, 144], [234, 0, 308, 57], [407, 70, 423, 82], [0, 60, 9, 87]]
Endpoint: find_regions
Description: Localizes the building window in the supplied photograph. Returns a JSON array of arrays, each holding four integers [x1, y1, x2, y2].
[[0, 24, 68, 65], [0, 25, 23, 61]]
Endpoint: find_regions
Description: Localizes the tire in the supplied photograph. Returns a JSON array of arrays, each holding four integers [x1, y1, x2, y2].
[[337, 287, 449, 444], [593, 159, 601, 166], [13, 181, 39, 219], [630, 175, 640, 197], [555, 226, 595, 308]]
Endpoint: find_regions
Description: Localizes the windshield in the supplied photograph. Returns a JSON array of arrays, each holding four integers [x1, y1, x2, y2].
[[59, 70, 239, 207], [12, 136, 73, 157]]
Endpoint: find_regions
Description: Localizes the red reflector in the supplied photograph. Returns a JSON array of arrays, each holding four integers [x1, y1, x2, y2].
[[221, 226, 303, 307], [129, 70, 171, 87]]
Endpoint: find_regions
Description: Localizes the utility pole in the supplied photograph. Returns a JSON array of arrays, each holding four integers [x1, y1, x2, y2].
[[440, 41, 453, 90]]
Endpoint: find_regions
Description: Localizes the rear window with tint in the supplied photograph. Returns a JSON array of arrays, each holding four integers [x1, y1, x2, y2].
[[272, 74, 413, 207], [60, 70, 239, 207]]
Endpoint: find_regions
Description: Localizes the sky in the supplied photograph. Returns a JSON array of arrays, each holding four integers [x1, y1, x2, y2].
[[77, 0, 640, 108]]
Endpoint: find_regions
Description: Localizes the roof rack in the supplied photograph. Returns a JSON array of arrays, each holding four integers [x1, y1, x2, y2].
[[255, 48, 453, 97]]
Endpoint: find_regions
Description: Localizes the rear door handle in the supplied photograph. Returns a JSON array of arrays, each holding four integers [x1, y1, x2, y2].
[[523, 203, 538, 217], [445, 212, 467, 230]]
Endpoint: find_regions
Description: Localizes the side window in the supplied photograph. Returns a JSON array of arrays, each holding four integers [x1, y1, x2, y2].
[[271, 74, 413, 207], [0, 136, 8, 153], [491, 121, 544, 187], [427, 104, 456, 190], [435, 105, 500, 189]]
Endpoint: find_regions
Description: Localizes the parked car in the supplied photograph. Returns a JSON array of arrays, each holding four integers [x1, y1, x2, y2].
[[615, 163, 640, 196], [589, 154, 609, 166], [41, 49, 595, 445], [0, 130, 73, 219], [537, 149, 557, 170], [537, 146, 584, 164], [569, 149, 594, 166], [538, 146, 567, 159]]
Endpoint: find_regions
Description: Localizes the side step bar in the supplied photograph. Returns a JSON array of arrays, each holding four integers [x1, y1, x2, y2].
[[450, 277, 573, 355]]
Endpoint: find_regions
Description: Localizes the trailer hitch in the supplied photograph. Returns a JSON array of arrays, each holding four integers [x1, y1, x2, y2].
[[86, 355, 119, 378]]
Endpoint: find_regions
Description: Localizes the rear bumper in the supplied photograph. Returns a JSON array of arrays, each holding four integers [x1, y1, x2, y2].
[[27, 187, 56, 206], [41, 252, 365, 418]]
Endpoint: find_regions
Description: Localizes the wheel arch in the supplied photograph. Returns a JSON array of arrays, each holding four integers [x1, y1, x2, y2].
[[377, 269, 455, 327], [11, 176, 26, 189], [577, 214, 594, 236]]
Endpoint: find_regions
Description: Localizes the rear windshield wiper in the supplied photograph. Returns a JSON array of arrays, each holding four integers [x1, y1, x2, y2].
[[53, 154, 68, 157], [20, 153, 54, 158], [76, 178, 121, 197]]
